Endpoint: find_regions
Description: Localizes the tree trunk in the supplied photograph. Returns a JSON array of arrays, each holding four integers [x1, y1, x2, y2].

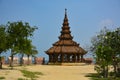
[[103, 66, 106, 78], [27, 55, 30, 65], [113, 60, 117, 78], [34, 57, 37, 64], [116, 60, 120, 77], [102, 65, 108, 78], [10, 55, 14, 68], [104, 66, 108, 78], [9, 51, 14, 69], [0, 54, 2, 69], [20, 54, 24, 66], [117, 66, 120, 77]]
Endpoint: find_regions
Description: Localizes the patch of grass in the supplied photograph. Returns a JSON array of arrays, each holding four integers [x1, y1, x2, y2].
[[5, 71, 10, 75], [20, 69, 43, 80], [86, 73, 120, 80], [91, 78, 120, 80], [17, 78, 28, 80], [86, 73, 99, 78], [0, 76, 5, 79]]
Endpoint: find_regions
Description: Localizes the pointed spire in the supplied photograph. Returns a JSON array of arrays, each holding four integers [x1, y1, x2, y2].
[[63, 8, 69, 26], [59, 9, 73, 40], [65, 8, 67, 18], [64, 8, 68, 20]]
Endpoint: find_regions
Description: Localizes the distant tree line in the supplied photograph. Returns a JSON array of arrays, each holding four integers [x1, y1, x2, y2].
[[90, 27, 120, 79], [0, 21, 38, 69]]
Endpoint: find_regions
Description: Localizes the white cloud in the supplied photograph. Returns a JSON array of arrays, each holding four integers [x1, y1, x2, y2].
[[98, 19, 120, 30], [100, 19, 114, 28]]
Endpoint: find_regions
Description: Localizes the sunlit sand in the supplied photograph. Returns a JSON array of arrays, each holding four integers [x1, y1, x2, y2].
[[0, 64, 96, 80]]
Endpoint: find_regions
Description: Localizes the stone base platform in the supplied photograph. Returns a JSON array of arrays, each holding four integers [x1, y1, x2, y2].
[[48, 62, 86, 66]]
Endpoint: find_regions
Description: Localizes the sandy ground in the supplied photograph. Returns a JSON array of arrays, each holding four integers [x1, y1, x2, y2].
[[0, 64, 96, 80]]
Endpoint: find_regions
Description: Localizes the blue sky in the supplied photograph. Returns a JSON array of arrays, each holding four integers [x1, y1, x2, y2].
[[0, 0, 120, 59]]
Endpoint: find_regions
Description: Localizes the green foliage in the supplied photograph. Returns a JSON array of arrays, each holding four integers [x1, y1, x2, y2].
[[6, 21, 37, 53], [90, 27, 120, 78], [86, 73, 120, 80], [0, 76, 5, 79], [22, 39, 38, 56], [20, 69, 43, 80], [0, 25, 8, 52], [0, 25, 8, 69], [0, 25, 7, 52], [0, 21, 38, 68], [6, 21, 37, 66]]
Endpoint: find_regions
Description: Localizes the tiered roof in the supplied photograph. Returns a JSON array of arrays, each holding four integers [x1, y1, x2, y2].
[[46, 9, 87, 54]]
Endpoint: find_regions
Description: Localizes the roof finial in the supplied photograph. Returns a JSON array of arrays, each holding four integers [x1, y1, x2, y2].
[[65, 8, 67, 14], [65, 8, 67, 19]]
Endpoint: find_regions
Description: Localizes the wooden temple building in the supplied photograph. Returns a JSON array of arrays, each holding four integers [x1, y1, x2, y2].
[[45, 9, 87, 63]]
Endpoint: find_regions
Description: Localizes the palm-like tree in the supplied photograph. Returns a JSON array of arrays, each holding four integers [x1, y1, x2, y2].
[[26, 43, 38, 65]]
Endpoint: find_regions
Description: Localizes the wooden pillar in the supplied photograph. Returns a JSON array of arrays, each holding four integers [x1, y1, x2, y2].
[[53, 54, 56, 63], [69, 55, 71, 62], [81, 55, 83, 62], [64, 54, 66, 62], [75, 54, 77, 62], [51, 54, 53, 62], [60, 54, 62, 62], [55, 54, 58, 62], [72, 54, 76, 62], [60, 54, 64, 62], [58, 54, 60, 62], [54, 54, 58, 63], [54, 54, 57, 62], [67, 54, 70, 62], [49, 54, 52, 62], [77, 54, 80, 62], [72, 55, 74, 62]]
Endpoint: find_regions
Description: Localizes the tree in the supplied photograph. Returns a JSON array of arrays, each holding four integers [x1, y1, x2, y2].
[[19, 39, 38, 65], [23, 40, 38, 65], [106, 28, 120, 77], [7, 21, 37, 67], [94, 45, 113, 78], [91, 27, 113, 78], [0, 25, 8, 69], [91, 27, 120, 78]]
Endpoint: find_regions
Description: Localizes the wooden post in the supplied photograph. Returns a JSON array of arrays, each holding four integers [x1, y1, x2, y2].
[[53, 54, 56, 63], [49, 55, 52, 62], [72, 54, 76, 62], [55, 54, 58, 62], [81, 55, 83, 62], [77, 54, 80, 62], [67, 55, 70, 62], [60, 54, 64, 62], [75, 54, 77, 62]]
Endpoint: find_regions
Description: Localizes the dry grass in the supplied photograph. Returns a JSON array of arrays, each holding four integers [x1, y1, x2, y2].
[[0, 64, 96, 80]]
